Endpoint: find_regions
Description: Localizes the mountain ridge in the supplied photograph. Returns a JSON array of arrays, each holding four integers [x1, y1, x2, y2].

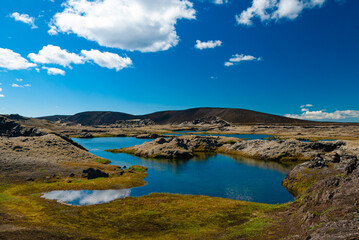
[[38, 107, 310, 125]]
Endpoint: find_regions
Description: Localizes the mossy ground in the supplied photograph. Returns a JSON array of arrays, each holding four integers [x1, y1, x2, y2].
[[94, 158, 111, 164], [0, 165, 290, 240]]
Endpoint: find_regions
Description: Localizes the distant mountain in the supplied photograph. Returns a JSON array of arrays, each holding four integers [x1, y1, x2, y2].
[[141, 108, 309, 124], [38, 107, 310, 125]]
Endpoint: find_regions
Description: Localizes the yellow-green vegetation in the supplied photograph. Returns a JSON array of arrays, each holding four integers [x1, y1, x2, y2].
[[282, 169, 319, 197], [128, 166, 147, 172], [0, 179, 286, 240], [94, 158, 111, 164], [106, 148, 136, 154]]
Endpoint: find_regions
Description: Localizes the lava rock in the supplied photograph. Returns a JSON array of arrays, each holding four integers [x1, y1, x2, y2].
[[82, 168, 109, 179]]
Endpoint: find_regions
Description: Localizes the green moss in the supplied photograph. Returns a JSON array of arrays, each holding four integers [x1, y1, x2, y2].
[[0, 179, 286, 240], [105, 148, 136, 154], [128, 165, 147, 172], [228, 216, 271, 238], [94, 158, 111, 164]]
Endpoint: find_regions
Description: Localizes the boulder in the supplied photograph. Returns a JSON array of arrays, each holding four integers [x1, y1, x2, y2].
[[82, 168, 109, 179]]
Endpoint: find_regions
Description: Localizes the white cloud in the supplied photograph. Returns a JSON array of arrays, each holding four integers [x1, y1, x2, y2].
[[195, 40, 222, 50], [42, 67, 66, 76], [10, 83, 31, 88], [16, 78, 23, 82], [0, 94, 4, 98], [0, 88, 2, 92], [49, 0, 196, 52], [81, 50, 132, 71], [236, 0, 327, 26], [224, 54, 262, 67], [10, 12, 38, 29], [11, 83, 22, 88], [300, 104, 313, 108], [213, 0, 228, 4], [28, 45, 84, 68], [285, 110, 359, 120], [0, 48, 36, 70], [286, 104, 359, 120]]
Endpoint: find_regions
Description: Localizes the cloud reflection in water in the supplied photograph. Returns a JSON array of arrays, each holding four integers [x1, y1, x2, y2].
[[43, 189, 131, 205]]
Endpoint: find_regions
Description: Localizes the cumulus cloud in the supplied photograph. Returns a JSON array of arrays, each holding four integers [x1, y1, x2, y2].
[[28, 45, 84, 68], [285, 104, 359, 120], [224, 54, 262, 67], [195, 40, 222, 50], [81, 50, 132, 71], [236, 0, 327, 26], [0, 48, 36, 70], [28, 45, 132, 72], [10, 12, 38, 29], [0, 94, 4, 98], [285, 110, 359, 120], [49, 0, 196, 52], [42, 67, 66, 76]]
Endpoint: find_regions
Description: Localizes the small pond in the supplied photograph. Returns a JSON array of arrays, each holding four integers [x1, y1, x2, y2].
[[43, 137, 294, 206]]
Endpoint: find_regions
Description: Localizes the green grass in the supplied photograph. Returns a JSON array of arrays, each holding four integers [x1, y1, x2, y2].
[[0, 178, 287, 240], [94, 158, 111, 164]]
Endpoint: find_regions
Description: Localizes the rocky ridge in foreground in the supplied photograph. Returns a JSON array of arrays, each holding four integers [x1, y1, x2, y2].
[[282, 153, 359, 239]]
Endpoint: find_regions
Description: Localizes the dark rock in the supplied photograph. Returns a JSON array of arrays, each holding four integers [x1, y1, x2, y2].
[[154, 137, 167, 144], [80, 133, 93, 138], [324, 153, 341, 163], [0, 115, 43, 137], [69, 173, 75, 177], [306, 141, 345, 152], [325, 177, 340, 187], [82, 168, 109, 179], [137, 133, 160, 139], [308, 155, 327, 169]]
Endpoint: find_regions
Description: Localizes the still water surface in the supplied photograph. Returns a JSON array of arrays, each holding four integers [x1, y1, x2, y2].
[[43, 137, 294, 205]]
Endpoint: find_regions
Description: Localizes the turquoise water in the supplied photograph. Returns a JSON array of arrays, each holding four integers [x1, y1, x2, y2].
[[43, 137, 294, 205]]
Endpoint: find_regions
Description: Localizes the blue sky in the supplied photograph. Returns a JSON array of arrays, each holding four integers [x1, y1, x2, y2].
[[0, 0, 358, 121]]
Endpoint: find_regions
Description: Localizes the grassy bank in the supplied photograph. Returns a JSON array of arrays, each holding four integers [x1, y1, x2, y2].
[[0, 178, 288, 240]]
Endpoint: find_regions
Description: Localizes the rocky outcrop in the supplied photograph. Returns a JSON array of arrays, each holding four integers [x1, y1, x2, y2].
[[107, 136, 226, 159], [226, 139, 345, 162], [0, 115, 43, 137], [108, 136, 346, 163], [179, 116, 232, 129], [136, 133, 161, 139], [282, 153, 359, 239], [108, 119, 155, 128]]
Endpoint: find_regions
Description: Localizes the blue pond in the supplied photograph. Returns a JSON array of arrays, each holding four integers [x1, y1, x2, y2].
[[43, 137, 294, 206]]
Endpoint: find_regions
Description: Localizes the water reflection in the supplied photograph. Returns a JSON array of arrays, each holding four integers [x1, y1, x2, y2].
[[43, 189, 131, 205], [231, 156, 293, 174], [66, 137, 294, 205]]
